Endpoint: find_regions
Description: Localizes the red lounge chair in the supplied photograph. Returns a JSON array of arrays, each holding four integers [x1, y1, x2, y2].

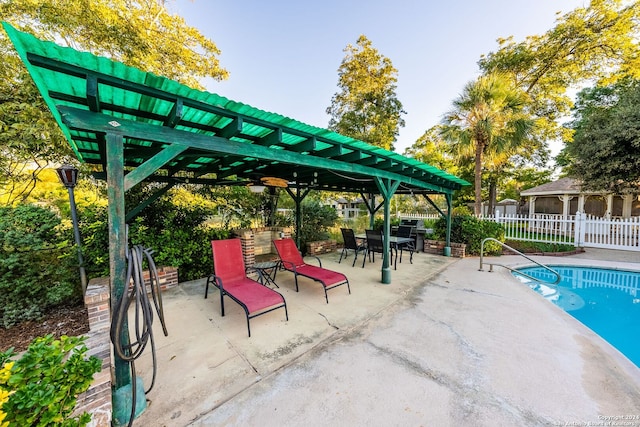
[[273, 238, 350, 303], [205, 238, 288, 337]]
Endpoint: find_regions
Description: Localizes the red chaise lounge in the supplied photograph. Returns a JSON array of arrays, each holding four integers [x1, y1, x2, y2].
[[273, 238, 350, 303], [205, 238, 288, 337]]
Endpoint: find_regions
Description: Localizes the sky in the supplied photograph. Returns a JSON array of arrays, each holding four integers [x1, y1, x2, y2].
[[169, 0, 586, 156]]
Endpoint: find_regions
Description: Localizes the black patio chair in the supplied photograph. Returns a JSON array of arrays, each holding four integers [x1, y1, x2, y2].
[[364, 229, 392, 268], [339, 228, 368, 267], [395, 225, 415, 265]]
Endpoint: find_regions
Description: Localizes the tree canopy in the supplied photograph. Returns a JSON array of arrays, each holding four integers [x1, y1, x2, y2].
[[440, 72, 533, 216], [403, 125, 457, 174], [406, 0, 640, 212], [0, 0, 229, 204], [326, 35, 405, 151], [479, 0, 640, 144], [561, 79, 640, 193]]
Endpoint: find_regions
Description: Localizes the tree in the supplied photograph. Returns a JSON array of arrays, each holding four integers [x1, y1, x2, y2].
[[562, 80, 640, 193], [0, 0, 229, 204], [326, 35, 405, 151], [440, 73, 533, 216], [501, 167, 553, 202], [479, 0, 640, 144], [404, 125, 458, 174]]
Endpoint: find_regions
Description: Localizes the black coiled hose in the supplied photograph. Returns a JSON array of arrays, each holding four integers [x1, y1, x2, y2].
[[110, 245, 168, 427]]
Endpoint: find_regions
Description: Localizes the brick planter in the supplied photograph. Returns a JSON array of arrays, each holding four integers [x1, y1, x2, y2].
[[232, 227, 292, 267], [306, 239, 337, 256], [422, 239, 466, 258]]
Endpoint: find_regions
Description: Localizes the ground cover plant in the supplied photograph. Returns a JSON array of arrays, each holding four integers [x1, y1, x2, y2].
[[0, 335, 101, 427]]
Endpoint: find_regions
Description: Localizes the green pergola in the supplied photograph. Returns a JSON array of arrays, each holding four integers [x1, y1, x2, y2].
[[4, 21, 468, 396]]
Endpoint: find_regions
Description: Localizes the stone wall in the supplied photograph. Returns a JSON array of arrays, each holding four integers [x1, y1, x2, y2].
[[422, 240, 466, 258], [76, 266, 179, 426]]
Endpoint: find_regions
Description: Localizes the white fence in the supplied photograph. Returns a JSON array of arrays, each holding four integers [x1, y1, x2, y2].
[[574, 212, 640, 251], [493, 213, 576, 246], [397, 212, 640, 252], [397, 213, 441, 222]]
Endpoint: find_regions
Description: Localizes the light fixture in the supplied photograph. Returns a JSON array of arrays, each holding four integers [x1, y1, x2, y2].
[[56, 164, 87, 294], [56, 164, 79, 188], [248, 184, 266, 193]]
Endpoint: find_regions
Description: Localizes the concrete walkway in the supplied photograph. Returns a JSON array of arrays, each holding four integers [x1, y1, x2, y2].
[[133, 248, 640, 426]]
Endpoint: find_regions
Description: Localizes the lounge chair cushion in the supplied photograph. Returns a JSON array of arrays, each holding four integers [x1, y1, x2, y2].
[[273, 238, 350, 303], [292, 264, 347, 287], [222, 278, 286, 313]]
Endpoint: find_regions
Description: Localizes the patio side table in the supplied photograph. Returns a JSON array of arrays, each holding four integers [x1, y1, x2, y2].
[[251, 260, 281, 288]]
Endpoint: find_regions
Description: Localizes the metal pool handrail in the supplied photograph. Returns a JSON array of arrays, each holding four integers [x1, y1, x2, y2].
[[479, 238, 561, 285]]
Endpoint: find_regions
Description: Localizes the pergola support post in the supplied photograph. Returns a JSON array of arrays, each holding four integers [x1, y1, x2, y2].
[[444, 193, 453, 257], [285, 186, 310, 249], [422, 193, 454, 257], [106, 133, 148, 425], [375, 178, 400, 284], [106, 133, 131, 389], [360, 192, 383, 230]]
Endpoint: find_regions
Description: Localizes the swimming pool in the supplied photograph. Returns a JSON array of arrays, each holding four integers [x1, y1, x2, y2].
[[513, 265, 640, 368]]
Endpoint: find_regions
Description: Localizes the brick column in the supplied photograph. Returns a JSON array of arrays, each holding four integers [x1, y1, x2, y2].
[[75, 277, 112, 426], [235, 229, 255, 267]]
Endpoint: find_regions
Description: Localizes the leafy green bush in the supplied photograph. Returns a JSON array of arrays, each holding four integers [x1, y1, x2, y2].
[[0, 335, 101, 426], [432, 215, 504, 255], [0, 205, 80, 328], [76, 203, 110, 279], [79, 196, 230, 282], [373, 216, 400, 231], [504, 240, 575, 253], [129, 199, 230, 281], [278, 200, 338, 255]]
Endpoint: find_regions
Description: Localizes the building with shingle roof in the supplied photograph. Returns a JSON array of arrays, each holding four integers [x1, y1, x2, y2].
[[520, 178, 640, 218]]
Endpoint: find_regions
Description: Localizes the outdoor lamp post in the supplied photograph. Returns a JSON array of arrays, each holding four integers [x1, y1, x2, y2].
[[56, 164, 88, 295]]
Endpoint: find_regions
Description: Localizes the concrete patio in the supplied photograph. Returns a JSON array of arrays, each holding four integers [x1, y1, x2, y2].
[[132, 248, 640, 426]]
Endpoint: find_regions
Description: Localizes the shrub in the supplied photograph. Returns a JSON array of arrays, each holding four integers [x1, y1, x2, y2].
[[79, 198, 230, 282], [432, 215, 504, 255], [76, 203, 110, 279], [0, 205, 81, 328], [504, 240, 575, 254], [0, 335, 101, 426], [278, 200, 338, 255], [372, 216, 400, 231]]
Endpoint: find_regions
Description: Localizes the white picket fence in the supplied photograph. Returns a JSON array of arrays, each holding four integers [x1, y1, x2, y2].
[[493, 212, 577, 246], [397, 212, 640, 252]]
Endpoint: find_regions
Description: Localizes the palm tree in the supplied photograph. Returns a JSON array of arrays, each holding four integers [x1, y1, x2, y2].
[[441, 72, 533, 216]]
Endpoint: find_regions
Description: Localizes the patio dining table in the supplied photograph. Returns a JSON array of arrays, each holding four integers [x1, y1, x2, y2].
[[355, 234, 414, 270]]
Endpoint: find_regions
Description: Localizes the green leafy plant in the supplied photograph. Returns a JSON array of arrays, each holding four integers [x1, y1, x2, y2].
[[126, 203, 230, 281], [432, 215, 504, 255], [277, 200, 338, 255], [0, 205, 81, 328], [372, 216, 400, 231], [79, 193, 231, 282], [0, 335, 101, 426], [504, 240, 575, 254]]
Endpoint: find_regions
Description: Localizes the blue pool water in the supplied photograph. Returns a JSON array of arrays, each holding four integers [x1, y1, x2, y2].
[[513, 266, 640, 368]]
